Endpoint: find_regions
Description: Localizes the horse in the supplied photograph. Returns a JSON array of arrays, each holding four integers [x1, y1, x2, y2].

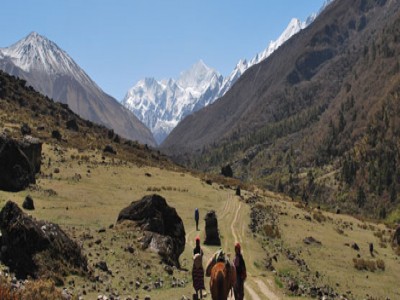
[[209, 261, 236, 300]]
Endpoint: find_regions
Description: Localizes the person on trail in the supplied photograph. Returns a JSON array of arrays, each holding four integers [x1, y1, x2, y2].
[[192, 237, 205, 299], [193, 236, 204, 256], [233, 242, 247, 300], [195, 208, 200, 231]]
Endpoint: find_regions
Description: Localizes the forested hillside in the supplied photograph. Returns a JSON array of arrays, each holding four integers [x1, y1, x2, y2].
[[161, 0, 400, 220]]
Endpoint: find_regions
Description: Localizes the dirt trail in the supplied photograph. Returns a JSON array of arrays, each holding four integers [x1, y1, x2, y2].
[[226, 195, 281, 300], [186, 192, 281, 300]]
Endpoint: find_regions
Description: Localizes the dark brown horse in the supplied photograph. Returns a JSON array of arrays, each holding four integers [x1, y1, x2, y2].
[[209, 261, 236, 300]]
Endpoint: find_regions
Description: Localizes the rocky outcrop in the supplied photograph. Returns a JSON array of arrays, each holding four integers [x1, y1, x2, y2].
[[117, 194, 185, 267], [0, 201, 88, 279], [0, 134, 42, 192], [204, 210, 221, 246]]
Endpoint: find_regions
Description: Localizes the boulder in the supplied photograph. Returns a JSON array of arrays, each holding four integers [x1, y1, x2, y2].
[[0, 134, 42, 192], [204, 210, 221, 246], [0, 201, 88, 279], [22, 195, 35, 210], [117, 194, 185, 267], [236, 186, 241, 196]]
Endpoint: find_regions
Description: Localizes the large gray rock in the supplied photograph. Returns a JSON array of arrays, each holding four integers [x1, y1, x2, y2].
[[0, 201, 88, 279], [117, 194, 185, 267], [0, 134, 42, 191], [204, 210, 221, 246]]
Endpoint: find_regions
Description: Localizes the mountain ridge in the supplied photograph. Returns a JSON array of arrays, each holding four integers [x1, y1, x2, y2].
[[122, 3, 333, 144], [161, 0, 400, 217], [0, 32, 156, 147]]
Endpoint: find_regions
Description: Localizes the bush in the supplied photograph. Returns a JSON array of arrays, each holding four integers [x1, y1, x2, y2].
[[353, 258, 376, 271], [376, 259, 385, 271], [313, 211, 326, 223], [263, 224, 281, 239], [353, 258, 385, 272], [18, 280, 63, 300], [0, 281, 18, 300]]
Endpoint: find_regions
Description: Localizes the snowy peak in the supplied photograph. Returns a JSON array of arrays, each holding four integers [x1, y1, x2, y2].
[[249, 18, 305, 67], [1, 32, 91, 84], [122, 60, 223, 144], [0, 32, 156, 146], [123, 1, 335, 144], [177, 60, 221, 92]]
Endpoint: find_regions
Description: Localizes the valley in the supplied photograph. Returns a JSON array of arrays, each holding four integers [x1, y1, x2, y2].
[[0, 141, 398, 299], [0, 0, 399, 299]]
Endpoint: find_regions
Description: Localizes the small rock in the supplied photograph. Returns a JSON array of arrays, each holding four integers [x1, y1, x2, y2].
[[21, 123, 32, 136], [52, 130, 62, 141], [351, 243, 360, 251], [303, 236, 321, 245], [103, 145, 116, 155], [164, 265, 173, 275], [22, 195, 35, 210], [95, 261, 109, 272]]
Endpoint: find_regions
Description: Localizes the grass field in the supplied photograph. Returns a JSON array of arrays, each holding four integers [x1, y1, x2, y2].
[[0, 143, 399, 299]]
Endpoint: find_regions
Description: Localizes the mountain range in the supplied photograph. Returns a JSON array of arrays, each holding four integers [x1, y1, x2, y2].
[[122, 1, 333, 144], [161, 0, 400, 217], [0, 32, 156, 147], [122, 60, 223, 144]]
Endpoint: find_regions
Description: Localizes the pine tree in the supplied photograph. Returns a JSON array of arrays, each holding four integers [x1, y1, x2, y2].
[[357, 186, 366, 208]]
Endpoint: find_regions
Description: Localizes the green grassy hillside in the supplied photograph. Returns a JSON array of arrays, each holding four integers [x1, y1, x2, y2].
[[0, 143, 399, 299]]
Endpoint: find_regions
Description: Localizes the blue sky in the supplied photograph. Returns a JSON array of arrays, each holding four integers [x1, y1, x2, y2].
[[1, 1, 327, 100]]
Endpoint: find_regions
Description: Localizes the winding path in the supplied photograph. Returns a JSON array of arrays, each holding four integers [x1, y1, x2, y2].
[[227, 194, 281, 300], [185, 192, 281, 299]]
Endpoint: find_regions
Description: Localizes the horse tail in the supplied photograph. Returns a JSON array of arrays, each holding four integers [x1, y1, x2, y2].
[[217, 270, 225, 300]]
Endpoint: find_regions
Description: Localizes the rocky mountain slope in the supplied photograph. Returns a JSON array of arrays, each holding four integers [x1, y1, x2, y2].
[[0, 32, 156, 146], [161, 0, 400, 218], [0, 70, 172, 168]]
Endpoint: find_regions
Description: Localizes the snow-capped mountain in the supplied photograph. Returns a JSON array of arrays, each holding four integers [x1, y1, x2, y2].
[[123, 61, 223, 143], [123, 19, 311, 144], [1, 32, 90, 83], [0, 32, 156, 146], [217, 17, 313, 99], [123, 0, 335, 144]]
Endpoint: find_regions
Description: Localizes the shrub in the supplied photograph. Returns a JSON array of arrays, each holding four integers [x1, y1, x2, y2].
[[0, 281, 18, 300], [18, 279, 63, 300], [353, 258, 385, 272], [353, 258, 376, 272], [335, 227, 344, 235], [313, 211, 326, 223], [376, 259, 385, 271], [263, 224, 281, 239]]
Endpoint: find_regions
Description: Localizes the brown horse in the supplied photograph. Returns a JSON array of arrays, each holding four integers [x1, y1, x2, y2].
[[209, 261, 236, 300]]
